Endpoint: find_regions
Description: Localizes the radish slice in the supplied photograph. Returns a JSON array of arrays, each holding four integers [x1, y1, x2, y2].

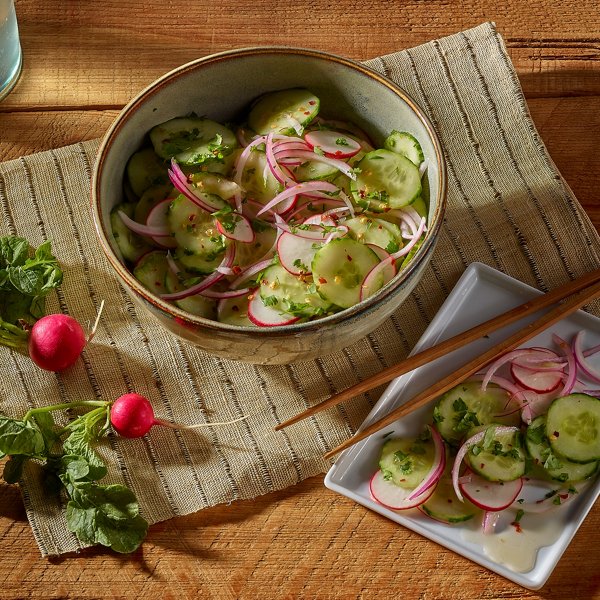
[[277, 232, 322, 275], [215, 212, 255, 244], [407, 425, 446, 500], [146, 199, 177, 249], [247, 290, 300, 327], [304, 130, 361, 158], [510, 362, 563, 393], [451, 426, 520, 502], [369, 470, 435, 510], [459, 470, 523, 511]]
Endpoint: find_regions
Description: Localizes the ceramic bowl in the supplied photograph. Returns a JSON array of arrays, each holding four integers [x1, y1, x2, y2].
[[91, 47, 447, 364]]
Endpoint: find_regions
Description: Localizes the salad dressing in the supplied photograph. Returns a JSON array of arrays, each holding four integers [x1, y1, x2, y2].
[[461, 509, 564, 573]]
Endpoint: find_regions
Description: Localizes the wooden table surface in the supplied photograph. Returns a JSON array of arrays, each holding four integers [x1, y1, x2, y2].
[[0, 1, 599, 598]]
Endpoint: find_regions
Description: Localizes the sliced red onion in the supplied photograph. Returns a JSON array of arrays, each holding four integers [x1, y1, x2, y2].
[[160, 244, 235, 301], [452, 426, 520, 503], [482, 511, 501, 534], [480, 349, 536, 392], [229, 257, 273, 288], [146, 198, 177, 249], [360, 255, 396, 301], [468, 374, 522, 397], [265, 132, 295, 187], [552, 334, 577, 395], [389, 217, 426, 260], [302, 214, 337, 227], [232, 136, 268, 211], [419, 158, 429, 178], [118, 210, 170, 238], [200, 287, 250, 300], [274, 149, 356, 180], [168, 160, 224, 213], [257, 181, 339, 216], [573, 330, 600, 383], [407, 425, 446, 500]]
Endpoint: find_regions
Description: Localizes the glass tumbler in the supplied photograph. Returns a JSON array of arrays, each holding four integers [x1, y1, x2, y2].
[[0, 0, 22, 101]]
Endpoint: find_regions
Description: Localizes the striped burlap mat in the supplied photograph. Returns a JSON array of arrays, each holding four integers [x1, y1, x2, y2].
[[1, 22, 598, 556]]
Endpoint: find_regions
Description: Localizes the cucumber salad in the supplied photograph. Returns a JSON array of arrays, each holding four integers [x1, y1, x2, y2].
[[112, 88, 429, 327], [370, 331, 599, 534]]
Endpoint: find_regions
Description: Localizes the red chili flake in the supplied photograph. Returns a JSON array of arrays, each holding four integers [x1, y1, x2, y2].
[[155, 281, 162, 287], [346, 254, 353, 262], [232, 265, 242, 274], [318, 277, 327, 284], [559, 493, 569, 499], [480, 463, 485, 469], [304, 111, 310, 115], [308, 100, 316, 105], [359, 190, 366, 198], [335, 150, 342, 157], [232, 305, 239, 312], [510, 521, 523, 533], [188, 214, 196, 221], [553, 431, 560, 437]]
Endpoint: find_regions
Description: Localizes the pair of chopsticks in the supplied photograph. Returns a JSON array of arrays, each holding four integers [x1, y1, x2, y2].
[[275, 268, 600, 459]]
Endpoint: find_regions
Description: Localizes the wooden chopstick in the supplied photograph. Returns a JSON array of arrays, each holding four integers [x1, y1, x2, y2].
[[275, 267, 600, 432], [322, 277, 600, 459]]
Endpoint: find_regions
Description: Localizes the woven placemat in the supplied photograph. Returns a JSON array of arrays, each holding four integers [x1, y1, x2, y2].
[[1, 22, 599, 556]]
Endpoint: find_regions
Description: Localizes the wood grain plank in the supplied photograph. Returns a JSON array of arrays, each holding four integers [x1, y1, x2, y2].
[[2, 0, 599, 111]]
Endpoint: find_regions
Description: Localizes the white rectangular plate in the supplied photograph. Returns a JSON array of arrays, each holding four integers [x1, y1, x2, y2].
[[324, 262, 600, 590]]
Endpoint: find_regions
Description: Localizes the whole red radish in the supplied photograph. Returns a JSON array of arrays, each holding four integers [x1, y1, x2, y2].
[[110, 392, 248, 438], [28, 314, 86, 372], [110, 393, 156, 438]]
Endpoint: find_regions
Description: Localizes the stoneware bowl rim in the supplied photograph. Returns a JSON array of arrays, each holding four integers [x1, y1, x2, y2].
[[91, 45, 447, 337]]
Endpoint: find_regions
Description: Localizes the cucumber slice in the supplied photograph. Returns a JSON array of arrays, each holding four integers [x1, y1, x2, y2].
[[167, 195, 226, 274], [421, 472, 480, 523], [466, 427, 526, 482], [433, 382, 521, 446], [378, 433, 436, 490], [110, 203, 151, 263], [126, 147, 169, 197], [345, 216, 403, 253], [189, 172, 240, 201], [235, 219, 276, 267], [218, 294, 255, 327], [526, 415, 598, 482], [384, 131, 424, 167], [411, 196, 428, 218], [133, 251, 169, 296], [164, 269, 217, 319], [293, 159, 338, 182], [240, 148, 281, 204], [134, 184, 174, 224], [149, 117, 237, 166], [312, 238, 381, 309], [351, 149, 421, 209], [248, 88, 319, 136], [259, 264, 330, 318], [546, 394, 600, 463]]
